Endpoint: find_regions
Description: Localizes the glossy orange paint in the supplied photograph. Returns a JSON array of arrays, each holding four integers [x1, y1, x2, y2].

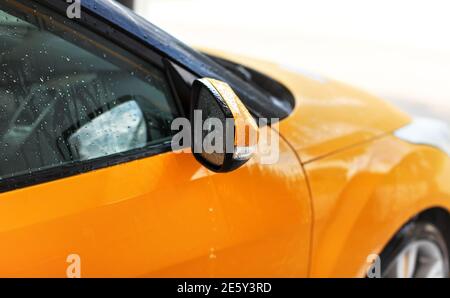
[[200, 49, 412, 163], [203, 49, 449, 277], [0, 46, 448, 278], [305, 137, 450, 277], [0, 126, 311, 277]]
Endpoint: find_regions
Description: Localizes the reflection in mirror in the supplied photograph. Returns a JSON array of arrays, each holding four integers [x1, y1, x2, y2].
[[196, 86, 227, 167], [68, 101, 147, 160]]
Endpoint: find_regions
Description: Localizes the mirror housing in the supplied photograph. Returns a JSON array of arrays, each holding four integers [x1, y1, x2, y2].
[[190, 78, 258, 172]]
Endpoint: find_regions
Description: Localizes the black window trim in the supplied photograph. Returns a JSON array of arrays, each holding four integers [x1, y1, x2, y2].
[[0, 0, 185, 193]]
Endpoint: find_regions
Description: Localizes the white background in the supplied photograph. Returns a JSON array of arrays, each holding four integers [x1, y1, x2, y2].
[[135, 0, 450, 122]]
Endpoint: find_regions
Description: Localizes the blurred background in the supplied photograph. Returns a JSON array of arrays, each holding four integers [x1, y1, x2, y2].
[[119, 0, 449, 122]]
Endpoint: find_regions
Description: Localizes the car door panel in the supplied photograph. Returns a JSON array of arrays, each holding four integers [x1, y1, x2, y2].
[[201, 126, 312, 277], [0, 129, 311, 277], [0, 152, 218, 276]]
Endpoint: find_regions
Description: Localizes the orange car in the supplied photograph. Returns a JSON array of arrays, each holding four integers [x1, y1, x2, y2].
[[0, 0, 448, 278]]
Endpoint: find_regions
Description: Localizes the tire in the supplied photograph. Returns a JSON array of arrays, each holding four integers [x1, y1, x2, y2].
[[381, 221, 449, 278]]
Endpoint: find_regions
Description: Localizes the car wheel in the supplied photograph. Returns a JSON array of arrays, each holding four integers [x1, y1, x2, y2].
[[382, 222, 449, 278]]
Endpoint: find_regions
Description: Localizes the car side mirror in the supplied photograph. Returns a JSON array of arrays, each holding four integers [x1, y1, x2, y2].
[[190, 78, 258, 172]]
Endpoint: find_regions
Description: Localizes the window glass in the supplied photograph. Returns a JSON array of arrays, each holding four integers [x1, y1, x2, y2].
[[0, 8, 178, 180]]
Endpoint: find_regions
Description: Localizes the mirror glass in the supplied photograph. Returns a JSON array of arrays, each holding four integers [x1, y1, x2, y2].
[[196, 86, 227, 167], [68, 100, 147, 160]]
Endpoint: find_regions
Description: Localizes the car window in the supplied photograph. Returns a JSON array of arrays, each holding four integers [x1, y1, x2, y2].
[[0, 8, 178, 181]]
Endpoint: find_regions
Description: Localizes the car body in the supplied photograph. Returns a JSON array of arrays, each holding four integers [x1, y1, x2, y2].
[[0, 0, 448, 277]]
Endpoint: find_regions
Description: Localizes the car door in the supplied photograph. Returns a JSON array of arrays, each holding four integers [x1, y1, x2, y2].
[[0, 0, 311, 277]]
